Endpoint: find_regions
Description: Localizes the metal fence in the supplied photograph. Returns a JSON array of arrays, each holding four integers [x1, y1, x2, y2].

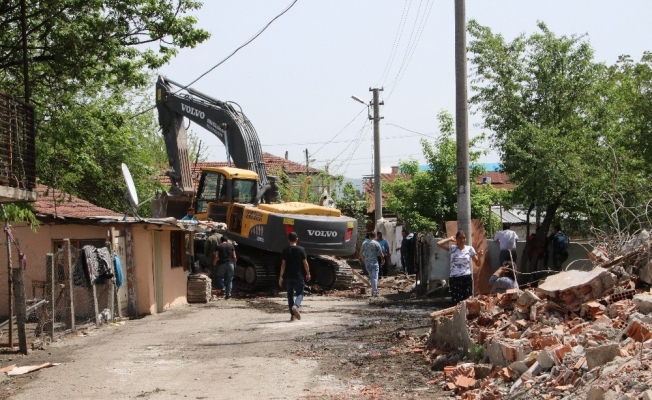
[[0, 92, 36, 190]]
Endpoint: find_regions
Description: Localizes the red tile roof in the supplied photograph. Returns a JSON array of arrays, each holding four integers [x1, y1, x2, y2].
[[33, 185, 121, 219], [475, 171, 515, 190], [160, 153, 321, 187]]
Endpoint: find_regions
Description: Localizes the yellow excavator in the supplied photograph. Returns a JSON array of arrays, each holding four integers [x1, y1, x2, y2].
[[152, 76, 356, 289]]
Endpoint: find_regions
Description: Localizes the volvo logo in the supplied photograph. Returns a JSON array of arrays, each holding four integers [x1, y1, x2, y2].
[[181, 103, 205, 119], [307, 230, 338, 238]]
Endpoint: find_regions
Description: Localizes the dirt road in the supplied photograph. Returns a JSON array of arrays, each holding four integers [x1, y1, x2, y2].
[[0, 293, 450, 399]]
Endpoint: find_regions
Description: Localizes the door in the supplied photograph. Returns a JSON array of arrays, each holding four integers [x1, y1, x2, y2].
[[112, 232, 129, 317], [153, 231, 164, 313]]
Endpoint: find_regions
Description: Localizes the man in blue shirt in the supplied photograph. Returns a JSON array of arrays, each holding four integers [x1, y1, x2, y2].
[[361, 232, 384, 297], [376, 231, 390, 278], [181, 207, 197, 221]]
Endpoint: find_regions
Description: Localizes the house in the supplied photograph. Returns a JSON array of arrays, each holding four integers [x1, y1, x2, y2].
[[0, 185, 198, 321]]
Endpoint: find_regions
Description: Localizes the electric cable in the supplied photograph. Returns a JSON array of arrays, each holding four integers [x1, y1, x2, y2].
[[130, 0, 300, 119], [386, 0, 434, 99], [376, 0, 412, 87], [310, 107, 367, 157]]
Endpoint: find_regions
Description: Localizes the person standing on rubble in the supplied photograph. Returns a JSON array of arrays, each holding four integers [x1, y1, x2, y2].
[[437, 231, 483, 304], [494, 223, 519, 266], [279, 232, 311, 321], [549, 224, 569, 271]]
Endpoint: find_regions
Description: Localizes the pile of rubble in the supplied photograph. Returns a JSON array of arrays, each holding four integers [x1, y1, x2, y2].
[[425, 232, 652, 400]]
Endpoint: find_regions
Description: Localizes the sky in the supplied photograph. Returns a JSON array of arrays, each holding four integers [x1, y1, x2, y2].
[[158, 0, 652, 180]]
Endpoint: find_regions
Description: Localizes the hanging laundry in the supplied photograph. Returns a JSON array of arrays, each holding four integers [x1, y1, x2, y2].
[[113, 254, 124, 288]]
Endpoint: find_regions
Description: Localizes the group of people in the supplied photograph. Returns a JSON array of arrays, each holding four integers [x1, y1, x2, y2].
[[494, 223, 570, 272], [203, 227, 309, 323], [436, 224, 571, 305], [203, 228, 237, 300], [359, 230, 415, 297]]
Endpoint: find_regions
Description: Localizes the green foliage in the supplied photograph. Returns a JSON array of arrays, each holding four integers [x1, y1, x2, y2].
[[1, 0, 210, 102], [37, 84, 168, 215], [334, 181, 369, 224], [468, 21, 626, 235], [0, 204, 39, 229], [383, 110, 505, 233], [469, 344, 484, 363], [0, 1, 209, 214]]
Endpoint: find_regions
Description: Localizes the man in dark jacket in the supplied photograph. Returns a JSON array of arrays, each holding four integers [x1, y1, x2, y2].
[[215, 236, 236, 299], [279, 232, 311, 321], [400, 230, 414, 274], [549, 225, 569, 271]]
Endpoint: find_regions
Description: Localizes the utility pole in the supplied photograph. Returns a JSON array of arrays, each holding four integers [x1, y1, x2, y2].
[[455, 0, 471, 246], [305, 148, 309, 174], [370, 88, 384, 227]]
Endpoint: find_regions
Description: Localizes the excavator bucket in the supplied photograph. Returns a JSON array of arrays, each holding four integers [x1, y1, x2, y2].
[[151, 191, 192, 219]]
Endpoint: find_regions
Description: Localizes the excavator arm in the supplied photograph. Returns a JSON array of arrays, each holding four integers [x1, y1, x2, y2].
[[156, 75, 268, 194]]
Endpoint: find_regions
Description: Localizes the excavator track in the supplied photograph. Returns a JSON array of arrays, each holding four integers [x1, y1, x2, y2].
[[230, 246, 353, 291], [308, 255, 354, 290], [233, 253, 278, 291]]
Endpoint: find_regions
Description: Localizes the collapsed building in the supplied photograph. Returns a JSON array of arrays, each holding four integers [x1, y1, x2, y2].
[[425, 230, 652, 399]]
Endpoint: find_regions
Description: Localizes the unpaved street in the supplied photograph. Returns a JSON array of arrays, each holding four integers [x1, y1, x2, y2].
[[0, 294, 449, 399]]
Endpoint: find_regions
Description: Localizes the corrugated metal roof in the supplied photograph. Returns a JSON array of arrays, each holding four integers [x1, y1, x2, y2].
[[491, 206, 525, 224]]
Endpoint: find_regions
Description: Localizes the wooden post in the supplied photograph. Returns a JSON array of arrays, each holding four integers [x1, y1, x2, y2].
[[45, 253, 54, 339], [12, 267, 27, 354], [106, 240, 114, 323], [5, 224, 13, 348], [64, 239, 75, 332], [109, 228, 122, 320], [92, 283, 100, 327]]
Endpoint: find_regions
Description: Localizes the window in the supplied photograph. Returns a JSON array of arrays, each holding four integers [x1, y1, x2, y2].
[[195, 172, 225, 213], [170, 231, 190, 269], [233, 179, 257, 203]]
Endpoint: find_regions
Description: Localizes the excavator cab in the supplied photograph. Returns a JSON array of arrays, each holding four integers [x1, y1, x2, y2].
[[194, 167, 259, 223]]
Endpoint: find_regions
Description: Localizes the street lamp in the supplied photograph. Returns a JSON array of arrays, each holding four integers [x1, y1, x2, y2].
[[351, 95, 366, 105]]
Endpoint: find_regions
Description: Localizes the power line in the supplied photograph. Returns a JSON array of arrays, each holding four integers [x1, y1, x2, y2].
[[130, 0, 300, 119], [310, 107, 367, 157], [184, 0, 299, 88], [376, 0, 412, 87], [386, 0, 435, 99]]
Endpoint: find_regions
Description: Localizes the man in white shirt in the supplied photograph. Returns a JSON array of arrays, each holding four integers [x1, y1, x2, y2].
[[494, 223, 518, 266]]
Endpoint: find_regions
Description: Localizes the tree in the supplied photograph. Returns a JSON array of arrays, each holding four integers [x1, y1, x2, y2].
[[383, 110, 507, 233], [37, 84, 168, 215], [468, 21, 619, 246], [0, 1, 210, 214], [1, 0, 210, 102]]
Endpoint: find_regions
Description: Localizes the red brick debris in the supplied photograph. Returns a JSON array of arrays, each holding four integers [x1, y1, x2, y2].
[[418, 230, 652, 399]]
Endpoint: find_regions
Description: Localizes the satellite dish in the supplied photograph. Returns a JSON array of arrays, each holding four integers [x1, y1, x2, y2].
[[122, 163, 141, 220]]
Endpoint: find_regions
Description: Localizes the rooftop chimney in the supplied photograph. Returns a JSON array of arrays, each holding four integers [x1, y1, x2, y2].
[[285, 151, 289, 160], [391, 166, 399, 175]]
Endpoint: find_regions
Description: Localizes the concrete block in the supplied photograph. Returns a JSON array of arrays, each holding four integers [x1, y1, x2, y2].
[[586, 386, 606, 400], [639, 262, 652, 285], [508, 360, 529, 375], [483, 339, 531, 368], [430, 301, 473, 353], [537, 349, 556, 369], [585, 343, 619, 370], [634, 294, 652, 314]]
